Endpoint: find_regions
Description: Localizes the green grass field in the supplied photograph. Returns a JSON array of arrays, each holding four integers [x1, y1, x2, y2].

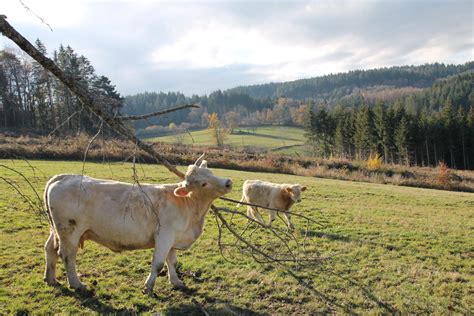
[[146, 126, 306, 151], [0, 159, 473, 314]]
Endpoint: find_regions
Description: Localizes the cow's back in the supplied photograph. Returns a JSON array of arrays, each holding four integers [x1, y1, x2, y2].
[[243, 180, 280, 204], [45, 174, 162, 251]]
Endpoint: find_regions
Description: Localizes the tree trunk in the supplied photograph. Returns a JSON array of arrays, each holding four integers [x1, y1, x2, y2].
[[425, 138, 430, 166]]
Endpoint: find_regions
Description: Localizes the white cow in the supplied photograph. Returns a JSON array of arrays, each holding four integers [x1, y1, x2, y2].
[[238, 180, 306, 229], [43, 154, 232, 294]]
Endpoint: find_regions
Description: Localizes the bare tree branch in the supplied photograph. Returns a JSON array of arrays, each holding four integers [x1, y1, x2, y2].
[[219, 196, 326, 227], [17, 0, 53, 32], [119, 104, 199, 121], [47, 106, 83, 137], [0, 16, 185, 179]]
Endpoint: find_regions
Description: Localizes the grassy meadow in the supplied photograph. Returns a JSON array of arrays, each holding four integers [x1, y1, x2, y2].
[[145, 126, 307, 152], [0, 159, 473, 314]]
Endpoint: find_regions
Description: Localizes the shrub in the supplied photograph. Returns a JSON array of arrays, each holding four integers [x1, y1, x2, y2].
[[367, 153, 383, 171], [437, 161, 450, 187]]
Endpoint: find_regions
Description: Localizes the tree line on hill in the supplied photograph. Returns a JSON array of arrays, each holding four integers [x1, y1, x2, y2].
[[123, 63, 473, 132], [0, 41, 123, 133], [227, 62, 474, 101], [1, 43, 473, 169], [305, 99, 474, 169]]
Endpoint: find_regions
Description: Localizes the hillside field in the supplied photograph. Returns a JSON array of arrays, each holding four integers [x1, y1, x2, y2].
[[0, 160, 473, 314], [145, 126, 309, 153]]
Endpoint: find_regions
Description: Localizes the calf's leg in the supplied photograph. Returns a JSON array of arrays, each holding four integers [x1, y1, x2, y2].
[[284, 211, 294, 230], [250, 207, 265, 225], [44, 230, 59, 285], [268, 210, 276, 227], [246, 206, 253, 221]]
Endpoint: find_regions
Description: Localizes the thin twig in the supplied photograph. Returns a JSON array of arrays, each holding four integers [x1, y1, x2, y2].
[[48, 107, 83, 137], [18, 0, 53, 32], [220, 196, 325, 227]]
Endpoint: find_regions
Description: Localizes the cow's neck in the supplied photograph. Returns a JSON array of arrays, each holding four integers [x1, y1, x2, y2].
[[187, 193, 214, 219]]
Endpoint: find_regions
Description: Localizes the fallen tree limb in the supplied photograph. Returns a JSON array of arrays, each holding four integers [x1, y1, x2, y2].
[[0, 16, 185, 179], [118, 104, 199, 121], [0, 16, 326, 275]]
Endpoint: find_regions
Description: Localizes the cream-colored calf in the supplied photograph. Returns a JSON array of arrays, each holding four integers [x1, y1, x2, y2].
[[43, 154, 232, 294], [238, 180, 306, 229]]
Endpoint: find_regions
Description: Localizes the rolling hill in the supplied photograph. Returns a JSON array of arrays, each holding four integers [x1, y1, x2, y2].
[[146, 126, 307, 151]]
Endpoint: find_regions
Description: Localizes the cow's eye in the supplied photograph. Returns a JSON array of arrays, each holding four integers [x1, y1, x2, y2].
[[202, 182, 207, 187]]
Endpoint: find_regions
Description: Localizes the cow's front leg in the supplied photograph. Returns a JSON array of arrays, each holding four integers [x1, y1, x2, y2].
[[144, 230, 174, 295], [284, 210, 294, 230], [166, 248, 185, 289]]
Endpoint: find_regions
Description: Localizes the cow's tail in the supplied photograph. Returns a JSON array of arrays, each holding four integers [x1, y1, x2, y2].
[[43, 174, 70, 228]]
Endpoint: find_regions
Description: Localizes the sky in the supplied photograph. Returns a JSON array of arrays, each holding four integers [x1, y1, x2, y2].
[[1, 0, 473, 96]]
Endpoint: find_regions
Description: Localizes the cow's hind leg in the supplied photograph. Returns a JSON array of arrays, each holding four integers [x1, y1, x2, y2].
[[246, 206, 254, 222], [250, 207, 265, 225], [58, 231, 85, 289], [44, 230, 59, 285]]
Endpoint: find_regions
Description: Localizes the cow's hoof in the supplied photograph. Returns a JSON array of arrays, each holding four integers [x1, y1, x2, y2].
[[171, 280, 186, 290], [70, 282, 86, 291], [44, 277, 59, 286], [142, 288, 158, 298]]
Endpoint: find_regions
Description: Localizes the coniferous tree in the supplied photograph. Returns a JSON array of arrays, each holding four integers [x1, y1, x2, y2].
[[353, 104, 375, 160], [441, 100, 457, 167], [373, 100, 390, 163], [395, 115, 410, 166], [466, 105, 474, 169]]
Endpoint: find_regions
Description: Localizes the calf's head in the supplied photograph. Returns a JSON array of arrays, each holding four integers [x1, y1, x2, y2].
[[174, 154, 233, 199], [284, 184, 307, 203]]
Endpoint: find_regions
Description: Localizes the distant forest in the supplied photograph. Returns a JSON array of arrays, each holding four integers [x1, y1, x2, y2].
[[227, 62, 474, 100], [0, 42, 123, 134], [1, 44, 473, 169]]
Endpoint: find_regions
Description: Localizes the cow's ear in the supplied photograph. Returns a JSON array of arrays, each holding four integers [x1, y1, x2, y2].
[[200, 160, 208, 168], [174, 187, 190, 197], [285, 187, 293, 193], [301, 186, 307, 192]]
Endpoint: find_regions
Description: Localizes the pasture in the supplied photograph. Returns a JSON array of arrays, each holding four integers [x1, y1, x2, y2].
[[0, 159, 472, 314], [145, 126, 307, 152]]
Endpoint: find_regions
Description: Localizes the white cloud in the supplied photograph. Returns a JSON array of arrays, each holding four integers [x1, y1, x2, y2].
[[1, 0, 472, 95], [150, 23, 319, 69]]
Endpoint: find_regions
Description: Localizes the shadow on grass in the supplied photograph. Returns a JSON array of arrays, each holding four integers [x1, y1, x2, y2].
[[57, 282, 262, 315], [165, 288, 266, 316], [58, 286, 139, 313], [165, 303, 264, 316], [292, 268, 399, 314], [233, 130, 301, 142], [296, 229, 400, 313], [301, 229, 398, 251]]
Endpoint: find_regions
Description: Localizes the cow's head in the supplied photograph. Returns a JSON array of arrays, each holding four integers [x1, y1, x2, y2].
[[284, 184, 307, 203], [174, 154, 233, 198]]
